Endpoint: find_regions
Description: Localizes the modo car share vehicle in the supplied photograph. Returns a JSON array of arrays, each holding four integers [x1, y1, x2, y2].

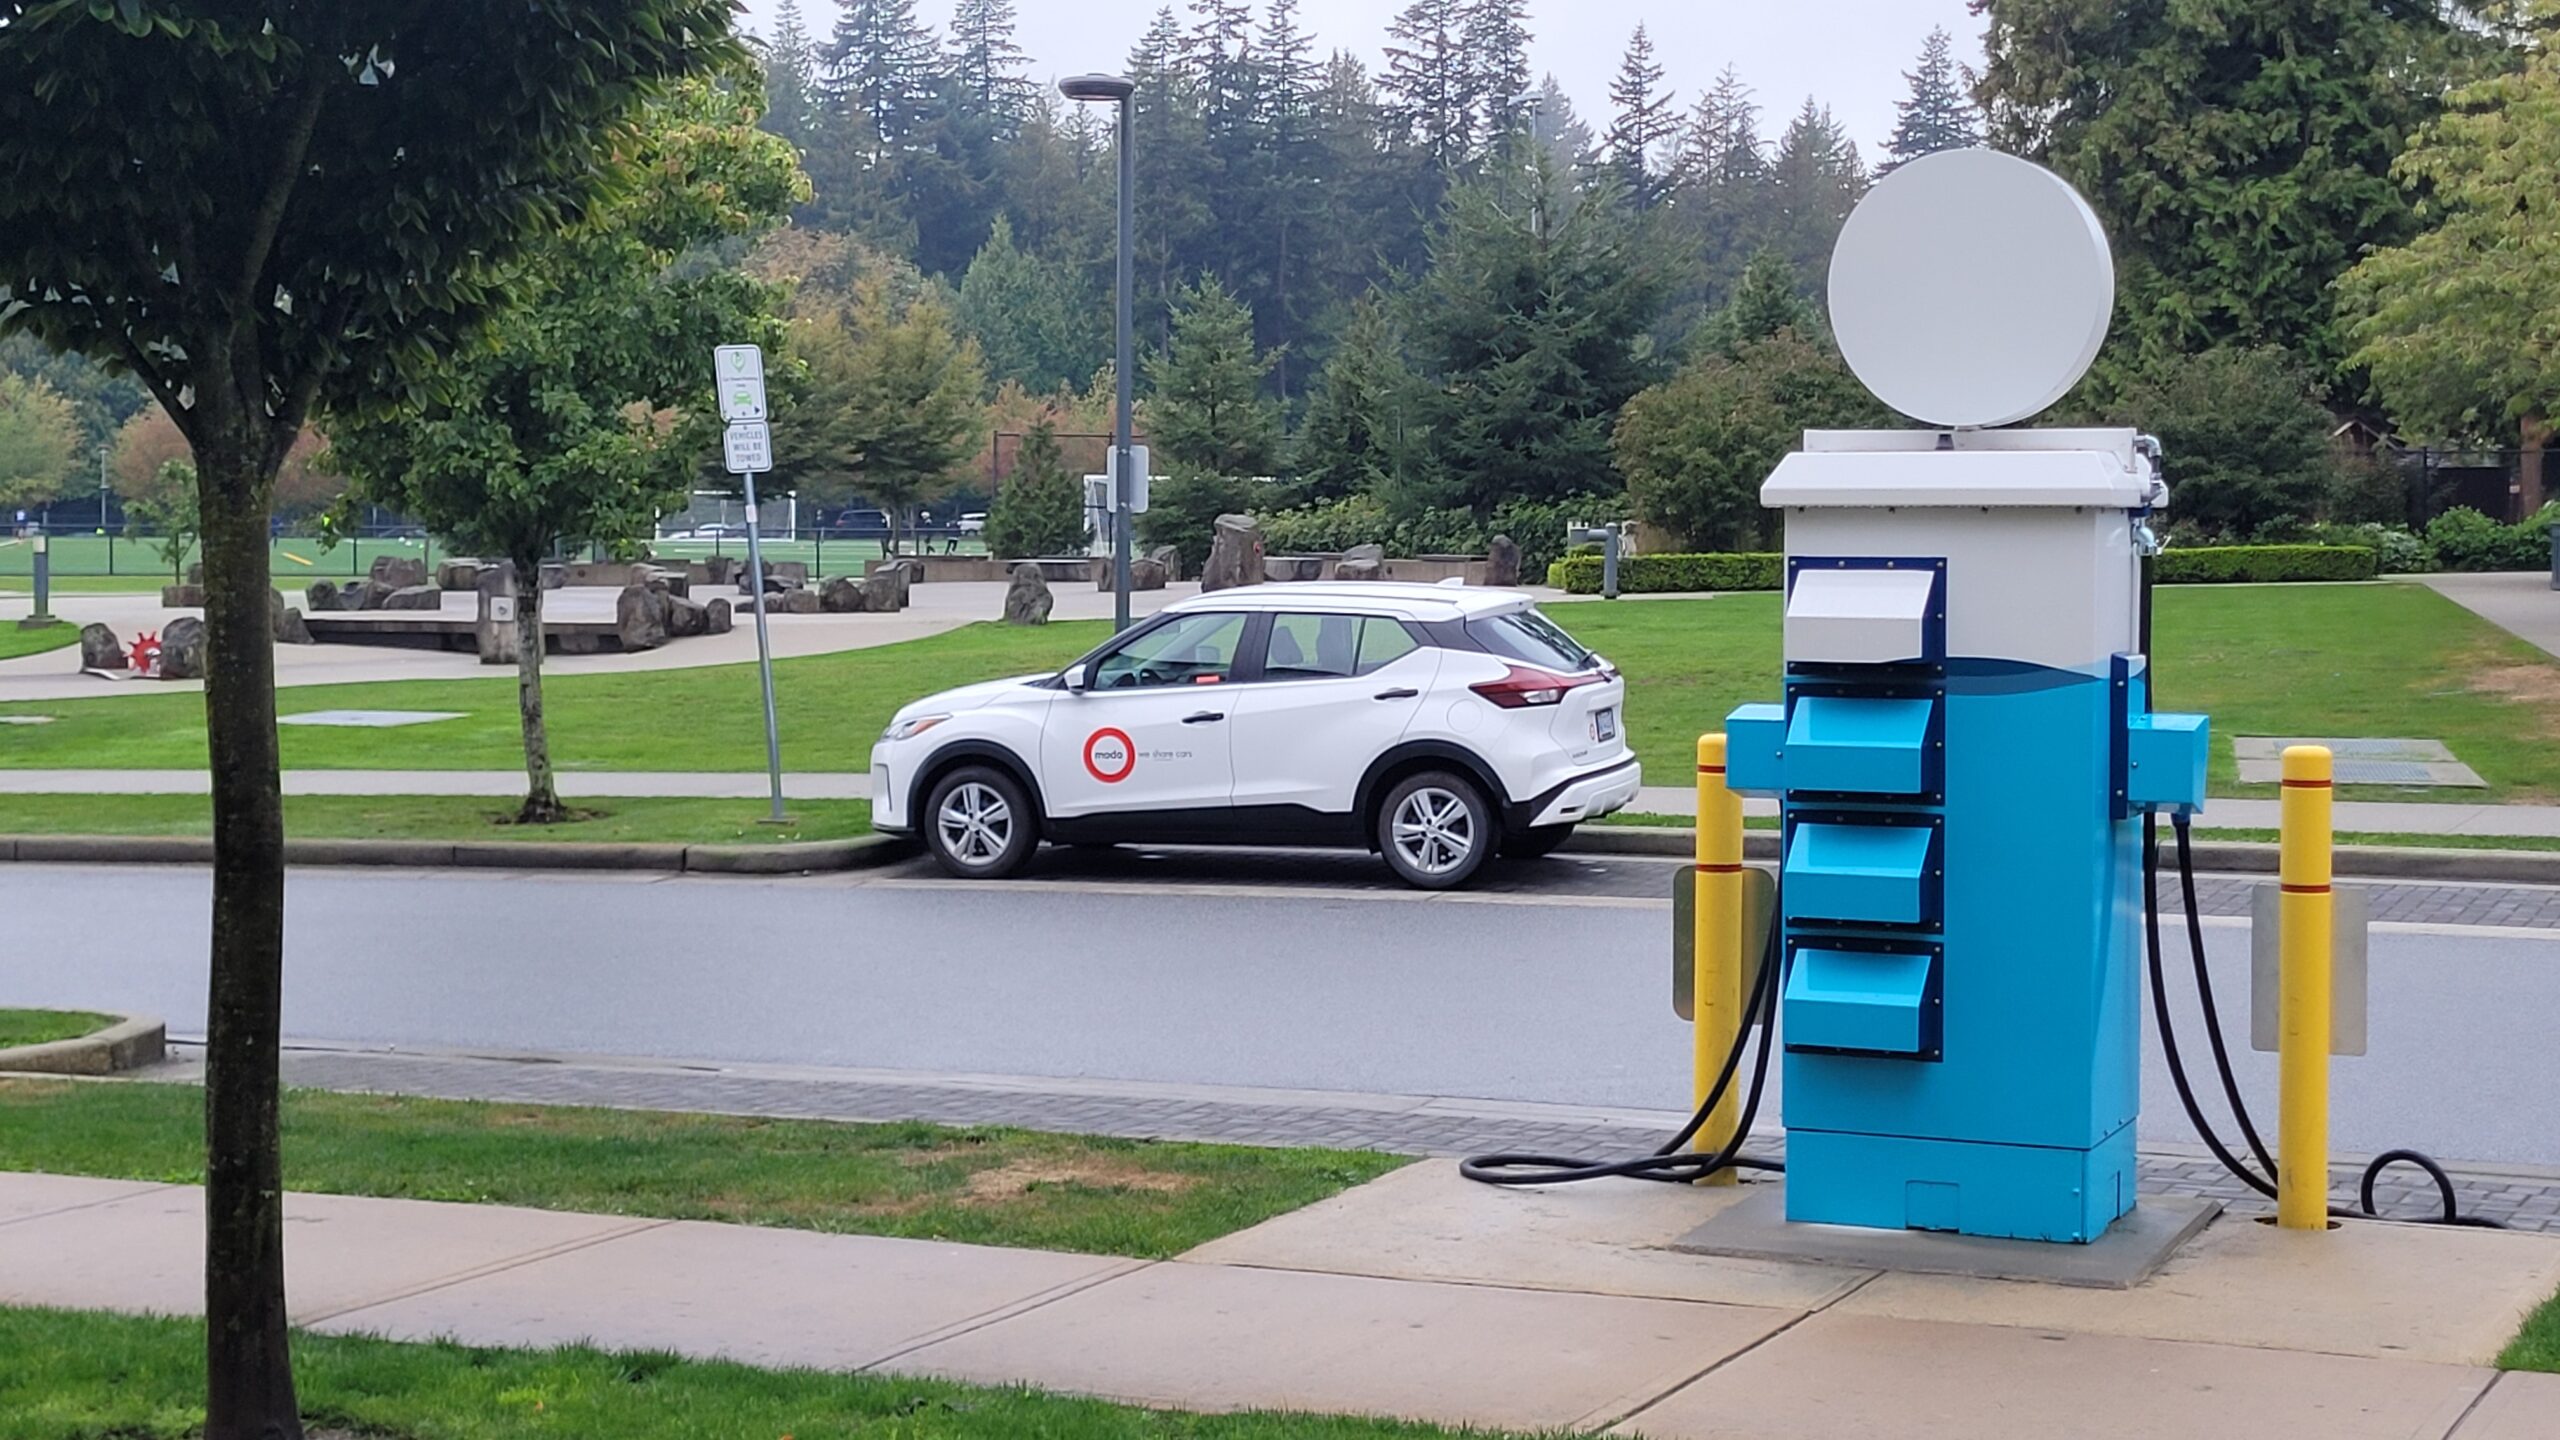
[[871, 583, 1639, 889]]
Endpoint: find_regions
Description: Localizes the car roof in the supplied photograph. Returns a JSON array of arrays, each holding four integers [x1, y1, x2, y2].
[[1162, 581, 1535, 621]]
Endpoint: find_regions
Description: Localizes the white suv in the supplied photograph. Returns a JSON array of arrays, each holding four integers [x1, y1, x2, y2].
[[871, 583, 1640, 888]]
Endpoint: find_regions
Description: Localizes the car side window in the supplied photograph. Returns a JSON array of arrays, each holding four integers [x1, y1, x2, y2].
[[1354, 618, 1421, 675], [1265, 613, 1362, 681], [1092, 612, 1248, 689]]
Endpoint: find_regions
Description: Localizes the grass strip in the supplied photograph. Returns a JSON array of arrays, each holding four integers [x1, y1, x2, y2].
[[0, 1011, 115, 1048], [2502, 1283, 2560, 1372], [0, 1080, 1404, 1259]]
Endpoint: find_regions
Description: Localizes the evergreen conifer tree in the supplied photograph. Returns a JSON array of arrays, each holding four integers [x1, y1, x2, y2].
[[1881, 26, 1983, 173], [1605, 25, 1675, 204], [1144, 275, 1283, 476], [985, 417, 1088, 557]]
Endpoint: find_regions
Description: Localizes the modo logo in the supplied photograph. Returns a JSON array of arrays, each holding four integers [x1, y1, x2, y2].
[[1083, 727, 1137, 784]]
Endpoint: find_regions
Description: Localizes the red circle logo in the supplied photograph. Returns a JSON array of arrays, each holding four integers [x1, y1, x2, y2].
[[1083, 727, 1137, 783]]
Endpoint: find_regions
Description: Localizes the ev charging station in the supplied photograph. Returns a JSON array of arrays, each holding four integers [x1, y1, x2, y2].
[[1725, 149, 2211, 1245]]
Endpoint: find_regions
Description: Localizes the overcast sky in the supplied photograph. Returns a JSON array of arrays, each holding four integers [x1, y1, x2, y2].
[[737, 1, 1990, 160]]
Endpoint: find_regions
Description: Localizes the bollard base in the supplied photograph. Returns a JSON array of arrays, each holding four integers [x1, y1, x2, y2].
[[1670, 1186, 2220, 1289]]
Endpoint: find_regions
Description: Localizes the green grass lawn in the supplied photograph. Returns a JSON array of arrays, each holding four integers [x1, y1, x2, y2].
[[0, 622, 76, 661], [0, 1307, 1513, 1440], [0, 1079, 1404, 1258], [0, 793, 872, 844], [2505, 1285, 2560, 1373], [5, 582, 2555, 804], [0, 1011, 114, 1048]]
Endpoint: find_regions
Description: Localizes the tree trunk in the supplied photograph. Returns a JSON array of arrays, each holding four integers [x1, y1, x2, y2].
[[2521, 414, 2552, 519], [195, 439, 303, 1440], [513, 568, 566, 824]]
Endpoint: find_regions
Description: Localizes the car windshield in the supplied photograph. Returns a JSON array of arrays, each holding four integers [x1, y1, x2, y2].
[[1466, 608, 1596, 672]]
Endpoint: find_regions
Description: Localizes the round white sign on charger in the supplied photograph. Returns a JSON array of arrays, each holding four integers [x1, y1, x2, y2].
[[1828, 148, 2115, 429]]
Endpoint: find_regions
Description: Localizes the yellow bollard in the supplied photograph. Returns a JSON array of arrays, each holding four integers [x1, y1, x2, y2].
[[2278, 745, 2334, 1230], [1694, 734, 1746, 1181]]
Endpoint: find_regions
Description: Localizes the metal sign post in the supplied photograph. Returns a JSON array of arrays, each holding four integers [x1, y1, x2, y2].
[[715, 344, 787, 824]]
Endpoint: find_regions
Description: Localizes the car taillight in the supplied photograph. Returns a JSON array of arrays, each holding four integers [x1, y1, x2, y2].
[[1470, 664, 1598, 709]]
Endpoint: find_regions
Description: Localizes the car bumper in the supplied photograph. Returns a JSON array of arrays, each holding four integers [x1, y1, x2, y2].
[[1516, 757, 1642, 830], [870, 743, 912, 834]]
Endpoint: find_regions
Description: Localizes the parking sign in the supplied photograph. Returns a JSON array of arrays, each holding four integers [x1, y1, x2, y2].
[[714, 344, 767, 422], [723, 420, 773, 474]]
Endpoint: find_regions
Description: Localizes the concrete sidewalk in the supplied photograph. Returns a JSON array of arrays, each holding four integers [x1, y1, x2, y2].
[[12, 767, 2560, 837], [2, 1168, 2552, 1438]]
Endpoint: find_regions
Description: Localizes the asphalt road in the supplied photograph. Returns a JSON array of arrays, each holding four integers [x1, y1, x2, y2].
[[6, 852, 2556, 1167]]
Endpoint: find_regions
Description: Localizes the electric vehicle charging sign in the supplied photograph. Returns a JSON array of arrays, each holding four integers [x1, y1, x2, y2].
[[1083, 728, 1136, 784]]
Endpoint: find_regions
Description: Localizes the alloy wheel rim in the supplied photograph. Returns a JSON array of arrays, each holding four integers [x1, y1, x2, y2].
[[938, 782, 1013, 865], [1391, 787, 1474, 876]]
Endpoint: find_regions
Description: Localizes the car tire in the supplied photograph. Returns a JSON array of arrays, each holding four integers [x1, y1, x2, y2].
[[1500, 823, 1577, 860], [923, 765, 1040, 880], [1376, 770, 1497, 890]]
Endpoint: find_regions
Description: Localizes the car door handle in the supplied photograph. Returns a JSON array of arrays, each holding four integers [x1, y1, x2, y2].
[[1373, 688, 1419, 701], [1183, 710, 1226, 724]]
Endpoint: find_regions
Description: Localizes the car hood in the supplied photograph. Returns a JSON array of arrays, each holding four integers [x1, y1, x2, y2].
[[894, 673, 1051, 720]]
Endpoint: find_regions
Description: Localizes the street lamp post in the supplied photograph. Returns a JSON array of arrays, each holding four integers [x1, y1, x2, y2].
[[1061, 72, 1138, 632]]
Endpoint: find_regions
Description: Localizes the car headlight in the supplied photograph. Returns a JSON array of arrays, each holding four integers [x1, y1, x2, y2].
[[880, 713, 951, 743]]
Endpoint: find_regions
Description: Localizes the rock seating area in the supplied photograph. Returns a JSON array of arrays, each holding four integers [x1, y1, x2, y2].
[[1194, 516, 1511, 590], [1091, 557, 1171, 591], [77, 588, 314, 677], [308, 555, 444, 615], [612, 584, 734, 652]]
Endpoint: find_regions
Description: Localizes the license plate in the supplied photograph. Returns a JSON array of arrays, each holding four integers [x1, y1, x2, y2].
[[1593, 707, 1617, 743]]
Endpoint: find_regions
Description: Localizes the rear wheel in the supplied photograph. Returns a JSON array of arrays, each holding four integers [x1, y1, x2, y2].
[[1500, 823, 1576, 860], [924, 765, 1040, 879], [1376, 770, 1496, 890]]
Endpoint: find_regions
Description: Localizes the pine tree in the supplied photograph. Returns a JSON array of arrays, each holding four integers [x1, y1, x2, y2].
[[761, 0, 824, 150], [1605, 24, 1675, 205], [957, 215, 1107, 394], [1382, 0, 1472, 170], [948, 0, 1032, 126], [985, 417, 1087, 557], [1768, 98, 1868, 293], [1186, 0, 1260, 135], [1259, 0, 1319, 143], [1694, 248, 1819, 357], [1293, 292, 1419, 502], [1461, 0, 1534, 152], [1144, 275, 1283, 476], [1881, 26, 1983, 173], [1674, 66, 1765, 191], [1527, 72, 1595, 174], [826, 0, 940, 154]]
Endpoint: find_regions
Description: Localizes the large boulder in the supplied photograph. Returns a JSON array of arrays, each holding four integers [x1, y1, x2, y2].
[[271, 588, 313, 646], [344, 578, 397, 610], [369, 554, 429, 589], [697, 555, 742, 586], [780, 586, 822, 615], [1264, 555, 1327, 583], [78, 623, 126, 671], [1200, 513, 1266, 592], [1003, 563, 1054, 625], [159, 616, 207, 680], [863, 560, 915, 612], [1098, 557, 1171, 591], [1335, 542, 1387, 583], [306, 580, 344, 613], [703, 597, 735, 635], [664, 594, 709, 638], [1486, 533, 1523, 588], [436, 558, 483, 591], [819, 575, 868, 613], [380, 584, 444, 611], [615, 583, 669, 650], [1148, 544, 1185, 582], [160, 584, 205, 608]]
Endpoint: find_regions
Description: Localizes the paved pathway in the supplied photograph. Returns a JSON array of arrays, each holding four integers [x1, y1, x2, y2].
[[167, 1042, 2560, 1233], [2, 1167, 2552, 1438], [2426, 572, 2560, 661]]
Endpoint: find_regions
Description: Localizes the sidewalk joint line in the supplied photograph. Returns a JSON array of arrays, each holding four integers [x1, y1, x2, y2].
[[295, 1216, 674, 1327], [2441, 1371, 2505, 1440], [0, 1177, 189, 1231], [854, 1258, 1157, 1373]]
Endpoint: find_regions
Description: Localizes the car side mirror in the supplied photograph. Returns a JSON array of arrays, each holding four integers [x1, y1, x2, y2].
[[1063, 663, 1089, 693]]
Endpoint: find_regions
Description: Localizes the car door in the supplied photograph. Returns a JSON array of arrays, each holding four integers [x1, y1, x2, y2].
[[1041, 610, 1248, 819], [1228, 611, 1440, 816]]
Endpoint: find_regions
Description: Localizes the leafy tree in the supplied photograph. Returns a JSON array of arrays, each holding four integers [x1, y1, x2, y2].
[[2342, 8, 2560, 506], [1604, 24, 1676, 204], [1616, 330, 1892, 550], [114, 405, 339, 525], [1, 334, 146, 459], [1291, 292, 1422, 502], [1145, 275, 1284, 476], [329, 81, 803, 824], [1766, 99, 1868, 295], [957, 216, 1107, 394], [1977, 0, 2484, 378], [984, 417, 1087, 556], [0, 372, 76, 510], [2106, 347, 2336, 540], [1405, 152, 1672, 513], [0, 6, 739, 1433], [125, 457, 201, 584], [1693, 249, 1821, 358], [1880, 25, 1982, 173], [835, 278, 989, 552]]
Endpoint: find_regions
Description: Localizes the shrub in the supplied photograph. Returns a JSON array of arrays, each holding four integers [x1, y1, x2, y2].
[[1549, 552, 1784, 594], [2151, 545, 2378, 583], [1251, 494, 1623, 578], [1257, 494, 1397, 555], [1135, 469, 1258, 576], [2105, 347, 2334, 539], [2424, 505, 2558, 573], [2304, 521, 2430, 574], [1615, 331, 1889, 551]]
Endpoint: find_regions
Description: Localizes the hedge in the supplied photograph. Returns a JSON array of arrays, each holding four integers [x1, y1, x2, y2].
[[1547, 545, 2375, 594]]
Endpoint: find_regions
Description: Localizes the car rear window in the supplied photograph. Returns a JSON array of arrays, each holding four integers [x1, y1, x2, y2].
[[1466, 609, 1595, 672]]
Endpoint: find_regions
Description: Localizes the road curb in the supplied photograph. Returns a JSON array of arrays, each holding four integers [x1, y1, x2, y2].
[[0, 832, 918, 876], [0, 1013, 166, 1077], [1563, 825, 2560, 885]]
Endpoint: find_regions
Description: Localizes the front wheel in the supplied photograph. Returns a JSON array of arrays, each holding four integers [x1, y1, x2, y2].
[[1500, 823, 1576, 860], [1376, 770, 1496, 890], [924, 765, 1040, 879]]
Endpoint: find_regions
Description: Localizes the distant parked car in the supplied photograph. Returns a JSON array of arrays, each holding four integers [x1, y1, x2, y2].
[[958, 512, 987, 536]]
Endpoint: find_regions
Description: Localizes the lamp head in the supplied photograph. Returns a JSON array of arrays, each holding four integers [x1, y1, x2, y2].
[[1059, 73, 1136, 103]]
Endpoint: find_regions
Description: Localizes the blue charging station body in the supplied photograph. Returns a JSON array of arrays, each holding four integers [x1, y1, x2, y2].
[[1726, 429, 2209, 1243]]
